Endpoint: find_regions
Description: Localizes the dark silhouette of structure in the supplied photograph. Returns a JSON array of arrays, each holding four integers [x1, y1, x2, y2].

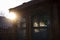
[[0, 0, 59, 40]]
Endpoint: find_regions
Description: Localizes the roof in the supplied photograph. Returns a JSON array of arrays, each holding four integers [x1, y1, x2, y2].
[[9, 0, 48, 11]]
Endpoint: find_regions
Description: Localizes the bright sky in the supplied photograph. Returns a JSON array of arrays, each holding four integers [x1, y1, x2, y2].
[[0, 0, 31, 16], [0, 0, 31, 10]]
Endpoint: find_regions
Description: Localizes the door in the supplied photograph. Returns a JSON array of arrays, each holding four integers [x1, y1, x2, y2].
[[31, 14, 50, 40]]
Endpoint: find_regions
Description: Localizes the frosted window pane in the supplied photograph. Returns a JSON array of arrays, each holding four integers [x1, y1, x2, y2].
[[40, 21, 47, 27], [33, 22, 38, 27], [34, 29, 39, 32]]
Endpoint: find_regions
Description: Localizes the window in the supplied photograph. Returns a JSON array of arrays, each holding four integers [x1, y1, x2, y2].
[[17, 17, 26, 40]]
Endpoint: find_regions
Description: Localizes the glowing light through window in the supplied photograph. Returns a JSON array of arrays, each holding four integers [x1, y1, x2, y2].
[[33, 22, 38, 27], [34, 29, 39, 32], [40, 21, 47, 27]]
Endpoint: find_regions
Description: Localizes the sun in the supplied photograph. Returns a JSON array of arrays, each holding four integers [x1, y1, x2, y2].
[[4, 11, 17, 21], [7, 12, 16, 20]]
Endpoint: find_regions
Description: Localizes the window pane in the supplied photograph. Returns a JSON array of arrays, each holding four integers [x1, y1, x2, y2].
[[39, 21, 47, 27], [22, 23, 26, 28], [33, 16, 38, 27], [39, 16, 49, 27], [34, 29, 39, 32], [33, 22, 38, 27], [40, 28, 47, 31]]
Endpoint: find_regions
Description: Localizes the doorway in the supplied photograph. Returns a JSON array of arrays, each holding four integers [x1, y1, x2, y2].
[[31, 14, 50, 40]]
